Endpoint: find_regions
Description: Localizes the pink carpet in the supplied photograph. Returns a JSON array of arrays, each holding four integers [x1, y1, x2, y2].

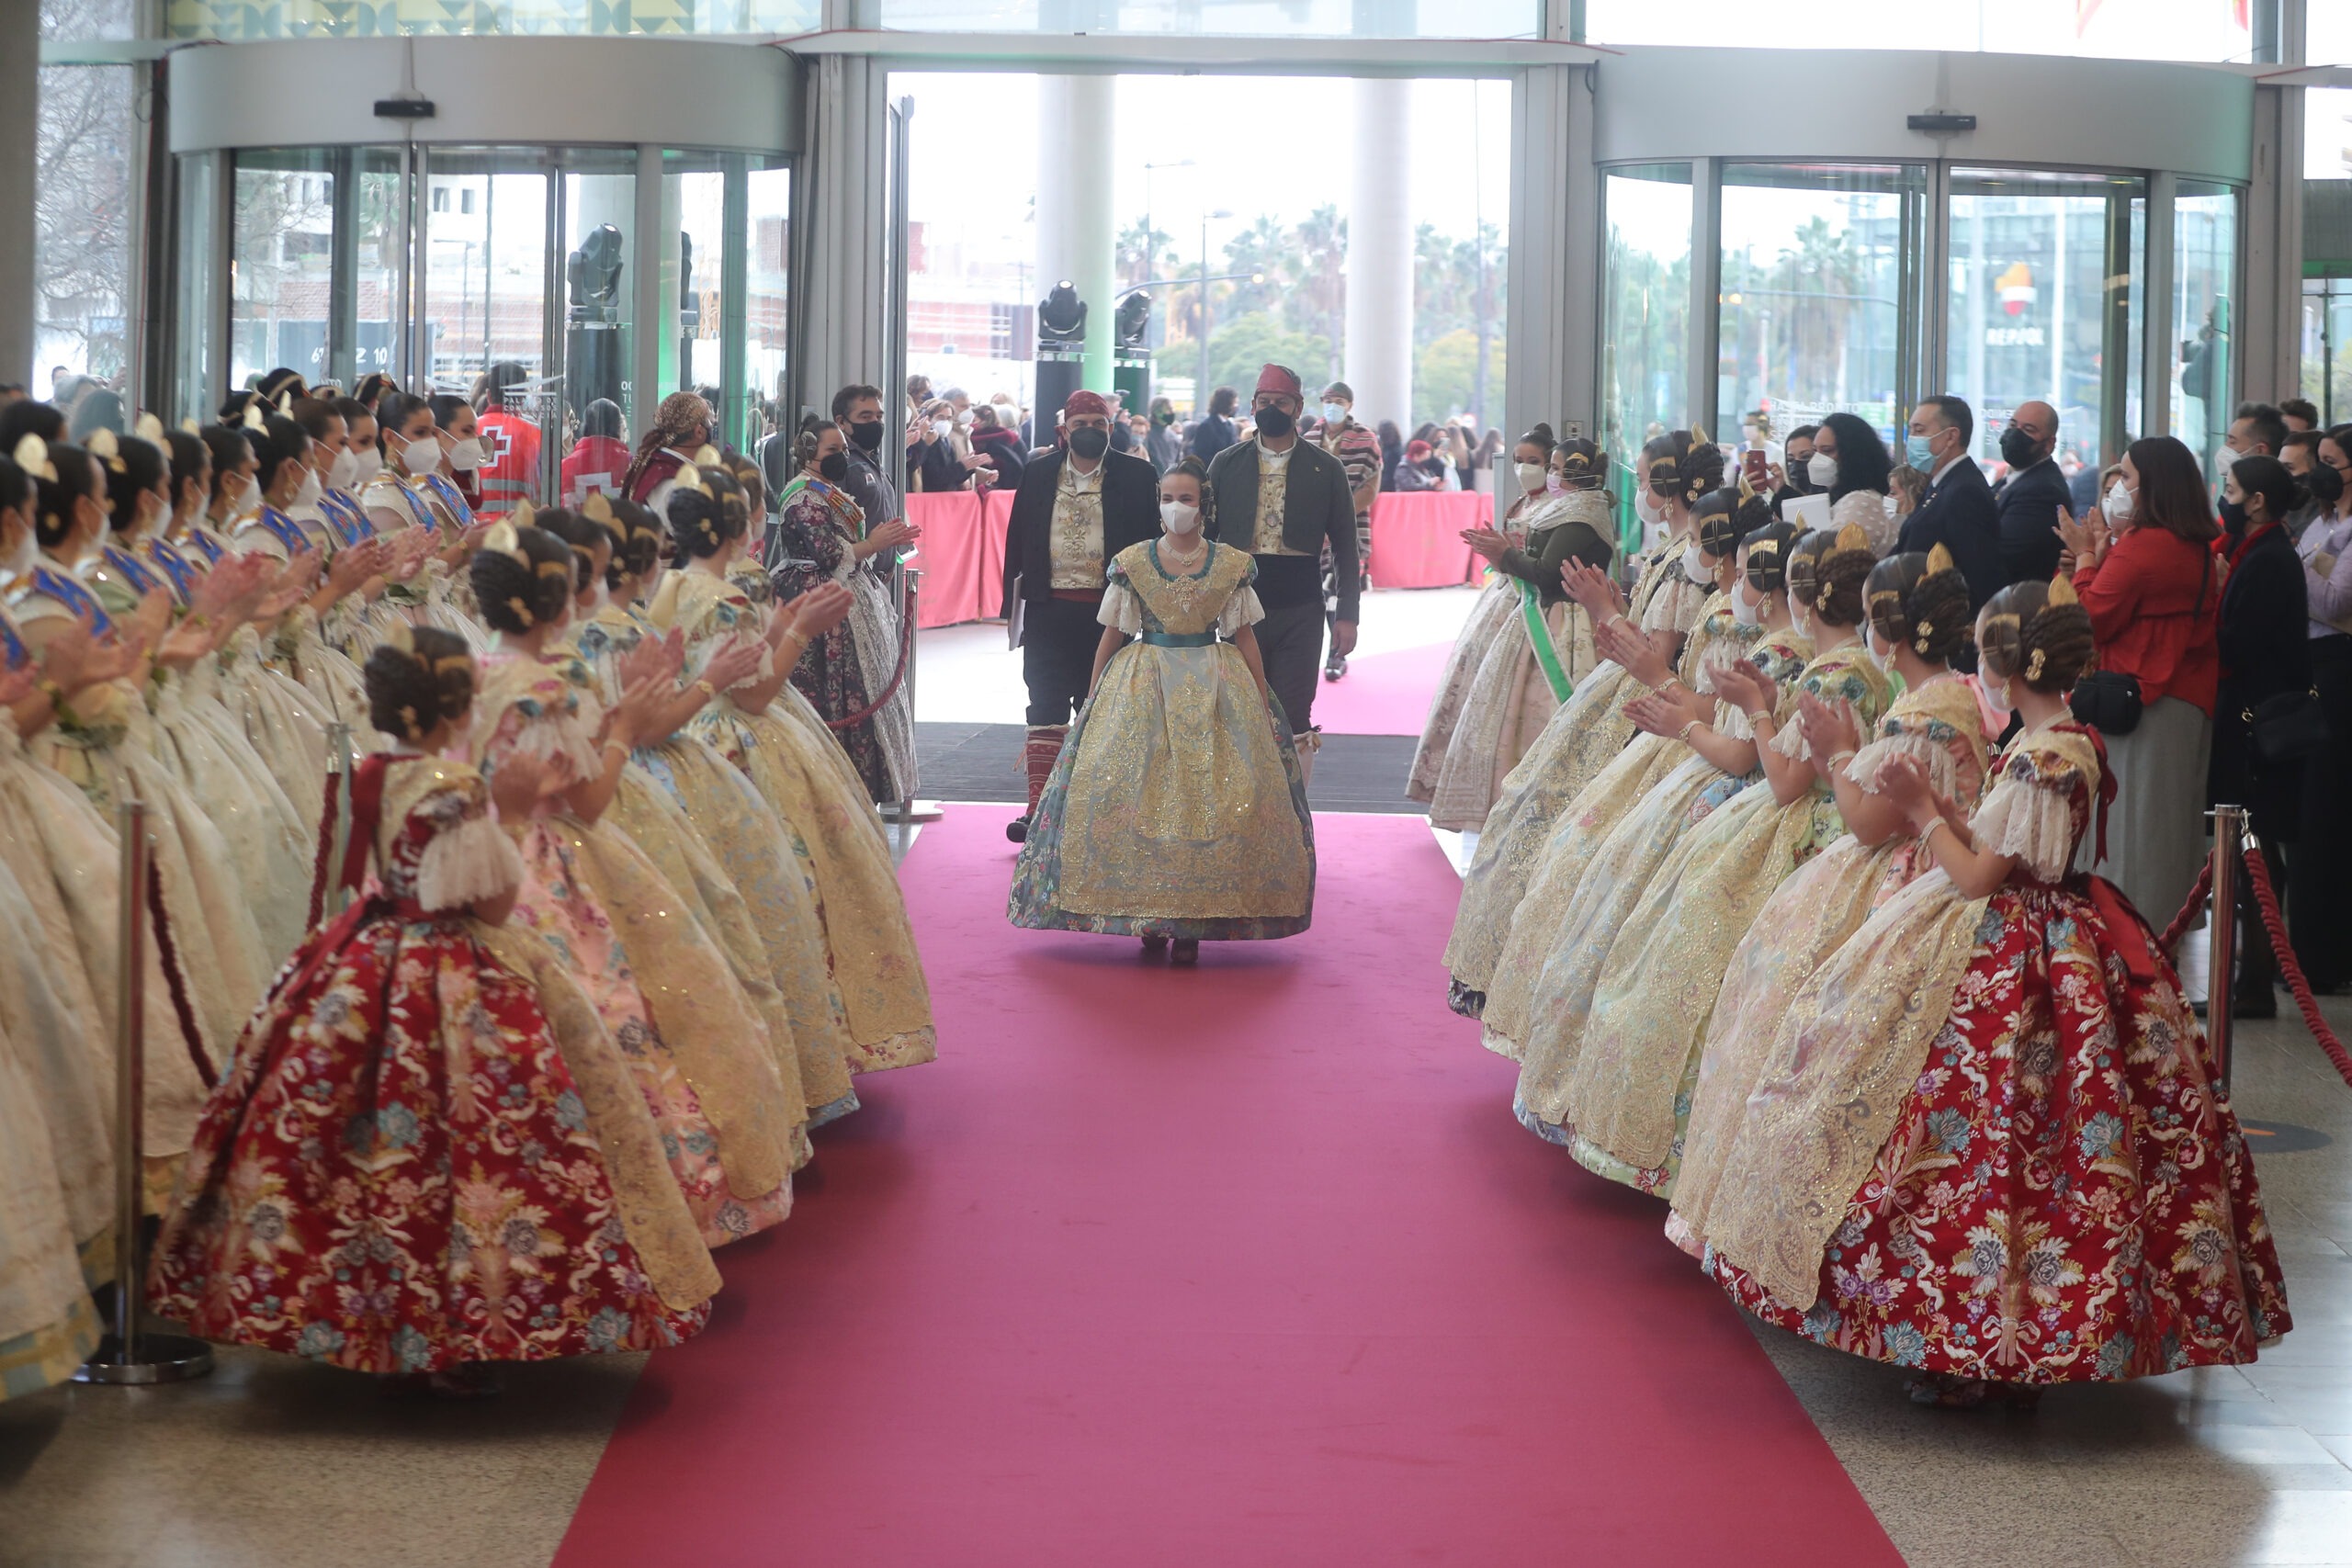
[[1308, 640, 1453, 738], [553, 807, 1900, 1568]]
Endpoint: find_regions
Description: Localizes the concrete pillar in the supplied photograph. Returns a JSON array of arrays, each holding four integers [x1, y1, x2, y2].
[[1346, 76, 1414, 433], [1035, 72, 1116, 394], [0, 3, 38, 386]]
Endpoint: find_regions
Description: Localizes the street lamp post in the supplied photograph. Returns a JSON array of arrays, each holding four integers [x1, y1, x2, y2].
[[1198, 208, 1231, 418]]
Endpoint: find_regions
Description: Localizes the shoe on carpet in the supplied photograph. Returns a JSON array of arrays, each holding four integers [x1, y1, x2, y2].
[[1324, 654, 1347, 682], [1005, 816, 1029, 844]]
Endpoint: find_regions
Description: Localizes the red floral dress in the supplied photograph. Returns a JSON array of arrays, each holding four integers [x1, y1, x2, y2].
[[149, 755, 712, 1373], [1707, 722, 2291, 1383]]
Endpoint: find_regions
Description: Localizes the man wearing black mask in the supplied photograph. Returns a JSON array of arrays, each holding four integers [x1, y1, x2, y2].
[[1204, 363, 1359, 764], [831, 382, 902, 547], [1001, 389, 1161, 842], [1993, 400, 2069, 584]]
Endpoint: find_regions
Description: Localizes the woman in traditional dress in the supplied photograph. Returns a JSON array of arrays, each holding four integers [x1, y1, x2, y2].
[[1670, 547, 1992, 1256], [468, 522, 800, 1246], [227, 412, 383, 729], [366, 392, 493, 651], [770, 423, 919, 804], [1442, 428, 1726, 1017], [1478, 501, 1797, 1060], [152, 627, 719, 1393], [1010, 457, 1314, 963], [1413, 431, 1616, 832], [1694, 577, 2290, 1404], [651, 467, 938, 1076], [1514, 523, 1890, 1195], [1408, 423, 1556, 811]]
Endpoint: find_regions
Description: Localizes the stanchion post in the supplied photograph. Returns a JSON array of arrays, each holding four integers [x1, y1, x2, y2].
[[880, 564, 943, 833], [324, 721, 356, 918], [2207, 803, 2245, 1086], [75, 802, 212, 1385]]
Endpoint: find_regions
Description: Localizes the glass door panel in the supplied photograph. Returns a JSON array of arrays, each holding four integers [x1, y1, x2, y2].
[[2173, 179, 2240, 478], [230, 147, 337, 395], [345, 148, 407, 391], [662, 152, 728, 405], [746, 163, 793, 460], [417, 149, 549, 400], [556, 151, 639, 504], [1600, 164, 1693, 554], [1946, 168, 2145, 479], [1717, 163, 1925, 456]]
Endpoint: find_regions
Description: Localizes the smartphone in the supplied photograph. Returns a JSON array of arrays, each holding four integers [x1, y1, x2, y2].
[[1743, 448, 1770, 485]]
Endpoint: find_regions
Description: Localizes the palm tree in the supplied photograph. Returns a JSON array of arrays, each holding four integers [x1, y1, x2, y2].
[[1291, 206, 1348, 383]]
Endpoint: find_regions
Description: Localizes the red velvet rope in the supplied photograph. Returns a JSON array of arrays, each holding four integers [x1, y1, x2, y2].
[[820, 594, 915, 732], [306, 766, 342, 931], [2243, 841, 2352, 1091], [2159, 861, 2214, 954], [142, 855, 217, 1091]]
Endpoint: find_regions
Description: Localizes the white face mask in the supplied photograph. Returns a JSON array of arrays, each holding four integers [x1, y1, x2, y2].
[[1679, 540, 1708, 580], [1516, 462, 1548, 496], [6, 518, 37, 576], [294, 467, 323, 508], [2105, 479, 2134, 524], [329, 447, 360, 491], [220, 472, 254, 515], [1323, 402, 1349, 425], [351, 447, 383, 486], [1863, 626, 1893, 671], [1983, 673, 2013, 714], [399, 434, 439, 476], [1159, 500, 1202, 536], [446, 436, 484, 472], [1635, 490, 1665, 527], [933, 419, 953, 439], [1808, 451, 1838, 488], [1730, 576, 1763, 626]]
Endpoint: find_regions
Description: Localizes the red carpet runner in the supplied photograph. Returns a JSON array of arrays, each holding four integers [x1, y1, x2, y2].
[[554, 807, 1901, 1567]]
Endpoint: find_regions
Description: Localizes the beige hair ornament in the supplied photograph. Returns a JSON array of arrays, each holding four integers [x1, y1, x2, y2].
[[13, 434, 55, 481], [134, 412, 166, 444], [483, 519, 531, 568], [242, 401, 266, 433]]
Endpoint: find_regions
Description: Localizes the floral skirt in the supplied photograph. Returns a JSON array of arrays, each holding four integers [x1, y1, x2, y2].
[[1706, 879, 2292, 1383], [150, 905, 711, 1373]]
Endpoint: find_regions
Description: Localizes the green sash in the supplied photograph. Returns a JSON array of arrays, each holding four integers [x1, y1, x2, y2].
[[1516, 576, 1573, 703]]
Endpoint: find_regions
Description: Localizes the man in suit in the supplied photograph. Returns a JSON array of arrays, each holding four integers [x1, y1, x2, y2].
[[1992, 400, 2071, 587], [1896, 393, 2007, 616], [1205, 363, 1360, 761], [1000, 388, 1162, 842]]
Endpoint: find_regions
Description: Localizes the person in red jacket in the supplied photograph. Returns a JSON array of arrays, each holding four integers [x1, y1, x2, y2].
[[473, 361, 543, 522], [560, 397, 631, 505]]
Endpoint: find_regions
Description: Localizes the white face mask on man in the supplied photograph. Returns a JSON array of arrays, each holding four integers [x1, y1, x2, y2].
[[1159, 500, 1202, 537]]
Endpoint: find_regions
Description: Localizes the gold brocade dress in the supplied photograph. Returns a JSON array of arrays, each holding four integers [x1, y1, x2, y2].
[[651, 569, 937, 1074], [1477, 607, 1803, 1059], [1441, 543, 1708, 1012], [1514, 640, 1891, 1196], [1008, 540, 1314, 940], [1669, 671, 1992, 1258], [569, 606, 858, 1127], [470, 652, 797, 1246]]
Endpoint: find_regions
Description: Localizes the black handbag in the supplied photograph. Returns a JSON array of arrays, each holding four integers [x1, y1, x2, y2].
[[2249, 687, 2330, 766], [2070, 670, 2143, 734]]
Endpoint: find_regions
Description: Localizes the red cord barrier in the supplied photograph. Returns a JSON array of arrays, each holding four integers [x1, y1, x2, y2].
[[2159, 861, 2215, 955], [820, 594, 915, 732], [2242, 842, 2352, 1090]]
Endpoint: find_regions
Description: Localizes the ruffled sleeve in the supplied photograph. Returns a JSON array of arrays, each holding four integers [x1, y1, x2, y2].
[[472, 660, 602, 786], [1844, 725, 1963, 800], [412, 773, 525, 914], [1098, 560, 1143, 635], [1640, 565, 1710, 637], [1966, 741, 2086, 883], [1216, 583, 1266, 637]]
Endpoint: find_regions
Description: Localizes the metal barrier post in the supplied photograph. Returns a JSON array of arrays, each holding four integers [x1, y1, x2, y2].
[[880, 563, 942, 837], [324, 721, 356, 917], [75, 801, 212, 1385], [2207, 803, 2245, 1086]]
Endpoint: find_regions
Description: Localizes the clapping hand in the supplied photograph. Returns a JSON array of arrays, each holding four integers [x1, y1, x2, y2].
[[257, 549, 326, 621], [0, 663, 33, 705], [1560, 558, 1626, 622], [700, 634, 763, 694], [1624, 690, 1699, 741], [783, 581, 854, 641], [1461, 527, 1511, 564], [1594, 615, 1673, 688], [2053, 504, 2109, 569], [1795, 692, 1860, 765], [1714, 659, 1778, 719], [489, 752, 554, 821]]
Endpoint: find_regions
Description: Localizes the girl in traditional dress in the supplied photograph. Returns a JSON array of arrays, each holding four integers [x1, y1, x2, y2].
[[468, 521, 800, 1246], [770, 423, 919, 804], [1478, 502, 1798, 1061], [1670, 547, 1992, 1257], [1693, 577, 2290, 1404], [228, 412, 382, 728], [1442, 429, 1725, 1018], [651, 468, 938, 1075], [151, 627, 719, 1393], [1513, 523, 1889, 1196], [1413, 431, 1615, 832], [578, 496, 862, 1128], [1010, 457, 1315, 963]]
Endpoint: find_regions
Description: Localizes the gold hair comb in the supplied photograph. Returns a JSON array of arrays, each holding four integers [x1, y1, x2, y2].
[[134, 412, 165, 444], [2047, 572, 2081, 607], [581, 491, 614, 525], [1925, 541, 1955, 576], [483, 520, 530, 568], [12, 434, 54, 481]]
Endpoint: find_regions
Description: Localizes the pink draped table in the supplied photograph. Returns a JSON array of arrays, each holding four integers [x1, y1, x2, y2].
[[1369, 491, 1489, 590]]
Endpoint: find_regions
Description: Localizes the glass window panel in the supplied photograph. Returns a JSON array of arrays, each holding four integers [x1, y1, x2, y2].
[[1944, 168, 2145, 478], [2173, 179, 2238, 474], [230, 147, 337, 395], [745, 164, 793, 458], [350, 148, 406, 389], [2304, 280, 2352, 431], [1600, 164, 1692, 554], [1587, 0, 2253, 61], [2310, 89, 2352, 182], [164, 0, 821, 39], [557, 153, 638, 505], [1718, 163, 1923, 458], [173, 152, 222, 423], [418, 151, 548, 403], [41, 0, 133, 41], [662, 153, 727, 406], [32, 62, 136, 402], [875, 0, 1539, 37]]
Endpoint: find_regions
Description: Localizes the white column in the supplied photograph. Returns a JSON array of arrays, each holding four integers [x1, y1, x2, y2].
[[1036, 73, 1117, 392], [0, 1, 36, 384], [1347, 76, 1414, 434]]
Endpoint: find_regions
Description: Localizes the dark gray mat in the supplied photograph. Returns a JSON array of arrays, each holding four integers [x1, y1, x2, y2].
[[915, 722, 1426, 815]]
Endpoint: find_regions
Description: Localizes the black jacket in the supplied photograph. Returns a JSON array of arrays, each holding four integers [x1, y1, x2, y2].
[[1896, 458, 2007, 613], [1001, 446, 1162, 606], [1993, 457, 2071, 587], [2210, 523, 2312, 840], [1204, 435, 1363, 622], [1187, 413, 1238, 467]]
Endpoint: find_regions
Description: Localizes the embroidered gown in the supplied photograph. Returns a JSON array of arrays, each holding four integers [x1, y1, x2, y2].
[[1478, 606, 1804, 1059], [1010, 539, 1315, 940], [149, 753, 718, 1373], [1696, 721, 2291, 1383], [230, 504, 376, 728], [1412, 489, 1611, 832], [1513, 640, 1891, 1196], [471, 652, 797, 1246], [1442, 543, 1709, 1013], [771, 475, 917, 803], [652, 567, 937, 1074], [1669, 672, 1992, 1257]]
